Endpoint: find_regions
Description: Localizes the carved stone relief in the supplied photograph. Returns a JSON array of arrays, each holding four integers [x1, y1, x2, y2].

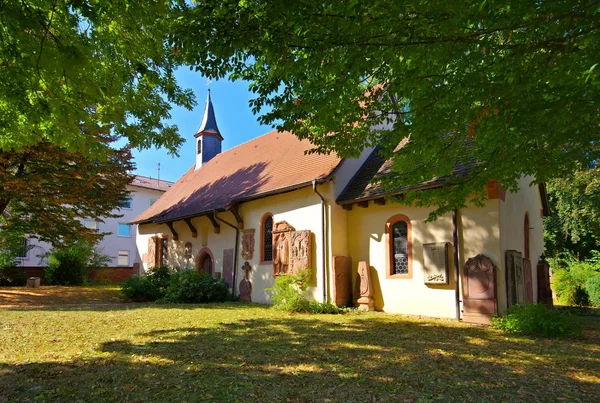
[[147, 237, 157, 269], [222, 248, 234, 287], [462, 254, 497, 324], [356, 261, 374, 311], [184, 242, 193, 259], [239, 261, 252, 302], [272, 221, 295, 275], [423, 242, 450, 285], [537, 255, 553, 307], [332, 256, 352, 307], [290, 230, 311, 275], [241, 229, 255, 261], [506, 250, 524, 307]]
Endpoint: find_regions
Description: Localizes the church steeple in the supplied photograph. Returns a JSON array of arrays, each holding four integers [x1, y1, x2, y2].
[[194, 90, 223, 170]]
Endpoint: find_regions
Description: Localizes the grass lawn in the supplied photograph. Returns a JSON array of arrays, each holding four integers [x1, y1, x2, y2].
[[0, 291, 599, 402], [0, 285, 122, 308]]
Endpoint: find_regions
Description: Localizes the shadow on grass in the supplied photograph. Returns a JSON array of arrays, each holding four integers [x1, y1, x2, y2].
[[1, 314, 599, 402], [0, 301, 265, 312]]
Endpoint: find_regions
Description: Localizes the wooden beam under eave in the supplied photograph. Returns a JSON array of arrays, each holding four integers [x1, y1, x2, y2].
[[166, 222, 179, 241], [373, 198, 386, 206], [357, 201, 369, 208], [342, 204, 353, 211], [206, 215, 221, 234], [228, 203, 244, 229], [184, 218, 197, 238]]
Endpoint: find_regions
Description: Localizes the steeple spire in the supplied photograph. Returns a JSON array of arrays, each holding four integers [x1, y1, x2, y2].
[[194, 90, 223, 170], [195, 89, 223, 140]]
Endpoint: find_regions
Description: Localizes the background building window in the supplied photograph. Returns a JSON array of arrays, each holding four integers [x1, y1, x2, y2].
[[118, 223, 131, 237], [121, 198, 132, 209], [262, 214, 273, 262], [83, 219, 98, 230], [117, 250, 129, 266], [16, 238, 28, 259]]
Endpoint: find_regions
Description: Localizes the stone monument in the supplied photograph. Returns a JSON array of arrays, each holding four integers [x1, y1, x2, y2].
[[356, 261, 374, 311], [239, 261, 252, 302]]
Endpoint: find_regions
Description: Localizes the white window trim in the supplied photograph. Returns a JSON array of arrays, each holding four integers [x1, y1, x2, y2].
[[117, 250, 129, 266]]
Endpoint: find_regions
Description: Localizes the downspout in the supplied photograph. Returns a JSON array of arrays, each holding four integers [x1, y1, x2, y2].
[[213, 211, 240, 297], [453, 208, 461, 321], [312, 179, 327, 303]]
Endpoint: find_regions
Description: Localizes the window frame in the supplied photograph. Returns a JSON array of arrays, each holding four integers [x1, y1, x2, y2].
[[121, 197, 132, 210], [260, 212, 274, 264], [385, 214, 413, 279], [15, 238, 28, 260], [117, 250, 129, 266], [117, 223, 131, 238]]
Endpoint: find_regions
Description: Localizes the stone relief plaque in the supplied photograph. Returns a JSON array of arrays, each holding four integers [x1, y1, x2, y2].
[[505, 250, 524, 307], [241, 229, 255, 261], [423, 242, 450, 285], [222, 248, 234, 287], [333, 256, 352, 307], [272, 221, 295, 275], [290, 230, 311, 275]]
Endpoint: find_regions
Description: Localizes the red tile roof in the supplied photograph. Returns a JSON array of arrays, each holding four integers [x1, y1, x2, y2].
[[132, 130, 342, 224], [130, 175, 174, 192]]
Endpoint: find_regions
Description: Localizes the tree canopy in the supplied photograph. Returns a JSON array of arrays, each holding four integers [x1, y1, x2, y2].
[[174, 0, 599, 216], [544, 167, 600, 259], [0, 138, 133, 247], [0, 0, 194, 156]]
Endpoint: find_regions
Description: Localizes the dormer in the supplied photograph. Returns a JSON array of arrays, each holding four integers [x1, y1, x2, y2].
[[195, 90, 223, 170]]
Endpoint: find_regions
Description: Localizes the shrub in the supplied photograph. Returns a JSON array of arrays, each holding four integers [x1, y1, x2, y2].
[[585, 275, 600, 307], [267, 269, 342, 314], [550, 252, 600, 306], [159, 270, 229, 303], [491, 303, 582, 338], [44, 241, 111, 286], [120, 265, 173, 302], [0, 265, 26, 286]]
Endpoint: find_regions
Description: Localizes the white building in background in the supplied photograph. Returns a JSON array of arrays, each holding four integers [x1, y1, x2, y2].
[[17, 175, 173, 269]]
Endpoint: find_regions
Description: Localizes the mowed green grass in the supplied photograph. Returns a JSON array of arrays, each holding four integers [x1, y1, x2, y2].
[[1, 301, 599, 402]]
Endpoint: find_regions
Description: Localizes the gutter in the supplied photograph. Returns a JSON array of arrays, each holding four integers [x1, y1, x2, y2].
[[452, 208, 461, 321], [312, 179, 328, 304], [213, 211, 240, 297]]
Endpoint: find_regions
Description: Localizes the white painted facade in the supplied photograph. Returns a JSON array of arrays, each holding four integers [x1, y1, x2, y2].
[[18, 179, 170, 268]]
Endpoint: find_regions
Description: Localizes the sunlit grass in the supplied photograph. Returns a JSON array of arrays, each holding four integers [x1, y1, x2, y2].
[[0, 288, 599, 402]]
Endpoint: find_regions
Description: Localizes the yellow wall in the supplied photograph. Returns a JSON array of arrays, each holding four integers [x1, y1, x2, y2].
[[137, 185, 326, 305], [343, 199, 501, 318], [498, 176, 545, 311]]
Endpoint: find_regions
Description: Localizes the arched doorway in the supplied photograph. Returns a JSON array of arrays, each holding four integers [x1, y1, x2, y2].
[[196, 248, 214, 275]]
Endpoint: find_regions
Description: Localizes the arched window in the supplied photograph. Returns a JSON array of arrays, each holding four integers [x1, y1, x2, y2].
[[197, 138, 202, 155], [524, 213, 530, 261], [261, 213, 274, 263], [385, 214, 412, 279]]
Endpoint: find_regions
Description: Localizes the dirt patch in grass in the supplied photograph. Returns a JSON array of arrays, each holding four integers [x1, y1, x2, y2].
[[0, 285, 124, 308], [0, 304, 598, 402]]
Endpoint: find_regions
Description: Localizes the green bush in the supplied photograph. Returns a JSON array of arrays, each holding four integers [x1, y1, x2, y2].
[[44, 241, 111, 286], [159, 270, 229, 303], [550, 252, 600, 306], [267, 269, 342, 314], [491, 303, 582, 338], [0, 265, 26, 286], [585, 275, 600, 306], [121, 265, 173, 302]]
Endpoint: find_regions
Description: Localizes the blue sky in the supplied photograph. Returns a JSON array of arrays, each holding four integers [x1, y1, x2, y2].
[[131, 68, 273, 183]]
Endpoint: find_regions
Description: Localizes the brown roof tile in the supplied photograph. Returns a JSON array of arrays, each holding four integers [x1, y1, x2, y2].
[[130, 175, 174, 192], [336, 146, 475, 204], [133, 130, 342, 224]]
